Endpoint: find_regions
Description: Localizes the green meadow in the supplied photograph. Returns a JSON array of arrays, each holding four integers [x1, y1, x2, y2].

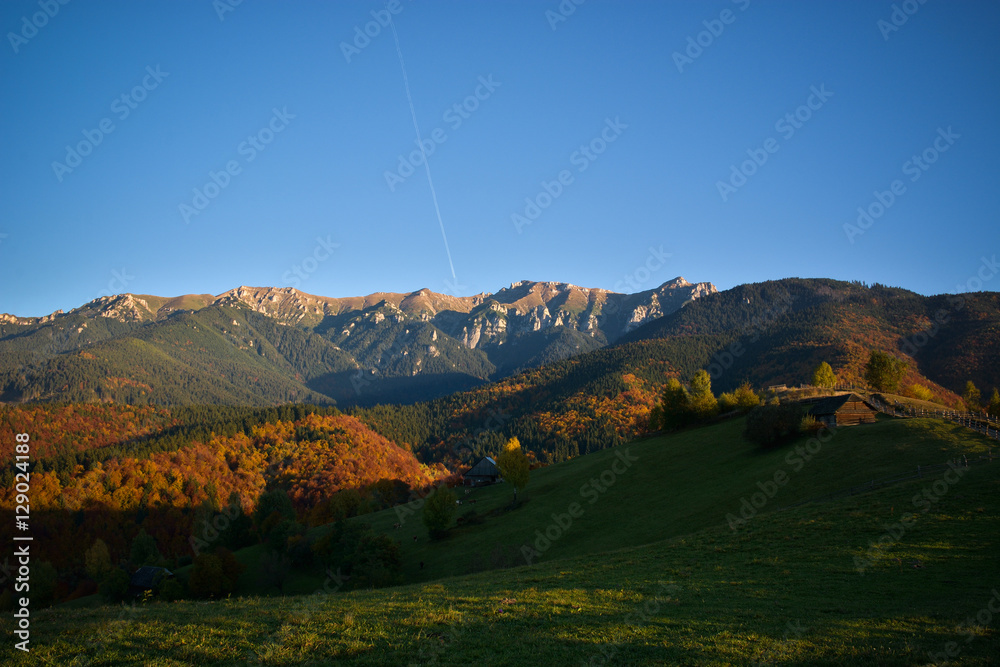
[[4, 415, 998, 665]]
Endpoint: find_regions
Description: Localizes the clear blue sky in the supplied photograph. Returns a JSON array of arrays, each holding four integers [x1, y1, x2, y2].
[[1, 0, 998, 317]]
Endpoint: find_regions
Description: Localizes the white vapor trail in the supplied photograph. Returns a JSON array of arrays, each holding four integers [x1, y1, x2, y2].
[[385, 7, 458, 285]]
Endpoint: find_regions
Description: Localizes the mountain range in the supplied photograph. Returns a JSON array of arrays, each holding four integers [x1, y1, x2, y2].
[[0, 278, 715, 406]]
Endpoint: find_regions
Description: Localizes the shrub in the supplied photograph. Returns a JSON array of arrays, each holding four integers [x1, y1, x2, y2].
[[799, 415, 823, 435], [422, 485, 457, 539], [907, 383, 934, 402], [744, 403, 803, 448], [159, 578, 186, 602], [189, 547, 244, 598], [350, 534, 403, 589], [719, 383, 761, 413], [99, 568, 130, 603]]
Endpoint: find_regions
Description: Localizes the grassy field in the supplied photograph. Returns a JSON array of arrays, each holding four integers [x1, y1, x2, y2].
[[4, 415, 998, 664], [237, 415, 996, 595]]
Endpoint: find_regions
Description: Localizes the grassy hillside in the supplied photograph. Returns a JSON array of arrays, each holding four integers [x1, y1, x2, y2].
[[5, 419, 998, 665], [251, 415, 998, 595]]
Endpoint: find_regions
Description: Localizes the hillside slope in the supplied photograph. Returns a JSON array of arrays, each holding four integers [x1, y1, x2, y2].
[[0, 404, 439, 573], [7, 417, 999, 665], [356, 279, 999, 465]]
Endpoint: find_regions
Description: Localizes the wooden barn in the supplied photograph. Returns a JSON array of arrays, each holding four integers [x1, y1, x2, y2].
[[808, 393, 877, 427], [462, 456, 499, 486]]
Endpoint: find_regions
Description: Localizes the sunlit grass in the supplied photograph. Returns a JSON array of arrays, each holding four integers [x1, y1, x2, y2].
[[5, 417, 998, 664]]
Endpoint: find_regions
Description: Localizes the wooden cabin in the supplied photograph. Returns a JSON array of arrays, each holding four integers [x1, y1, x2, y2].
[[808, 393, 877, 427], [462, 456, 499, 486]]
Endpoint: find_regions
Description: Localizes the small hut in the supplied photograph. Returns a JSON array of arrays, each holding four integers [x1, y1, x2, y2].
[[808, 393, 877, 427], [462, 456, 499, 486], [129, 566, 173, 598]]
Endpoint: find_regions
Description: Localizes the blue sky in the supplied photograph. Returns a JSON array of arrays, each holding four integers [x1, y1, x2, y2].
[[1, 0, 998, 317]]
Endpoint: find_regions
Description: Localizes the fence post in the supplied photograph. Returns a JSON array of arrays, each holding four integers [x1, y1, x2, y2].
[[917, 465, 921, 478]]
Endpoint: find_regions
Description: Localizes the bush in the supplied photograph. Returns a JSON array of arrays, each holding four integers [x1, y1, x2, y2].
[[422, 485, 457, 539], [312, 520, 372, 569], [744, 403, 803, 448], [267, 519, 305, 553], [719, 383, 761, 413], [799, 415, 823, 435], [99, 568, 130, 603], [159, 578, 186, 602], [189, 547, 244, 598], [350, 534, 403, 589], [907, 383, 934, 402]]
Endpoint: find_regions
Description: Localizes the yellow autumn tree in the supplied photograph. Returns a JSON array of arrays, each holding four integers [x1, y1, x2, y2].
[[496, 437, 530, 506]]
